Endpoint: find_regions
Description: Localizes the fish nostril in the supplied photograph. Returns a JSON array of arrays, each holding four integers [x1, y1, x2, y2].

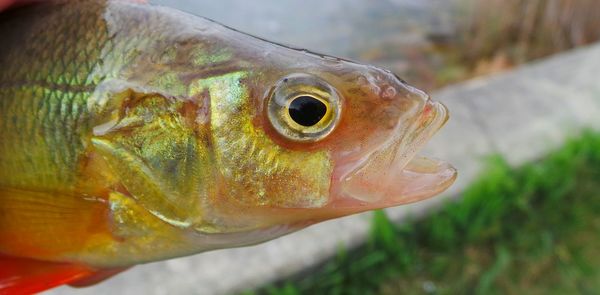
[[381, 86, 397, 100]]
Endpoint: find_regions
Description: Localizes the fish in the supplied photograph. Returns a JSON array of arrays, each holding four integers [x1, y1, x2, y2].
[[0, 0, 457, 293]]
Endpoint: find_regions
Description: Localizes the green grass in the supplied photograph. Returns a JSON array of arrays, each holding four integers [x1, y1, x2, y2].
[[243, 131, 600, 295]]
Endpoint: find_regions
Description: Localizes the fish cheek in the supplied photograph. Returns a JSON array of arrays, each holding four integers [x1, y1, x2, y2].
[[90, 91, 214, 228], [187, 73, 333, 231]]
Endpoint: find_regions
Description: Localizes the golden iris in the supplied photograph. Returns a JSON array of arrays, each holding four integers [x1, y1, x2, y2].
[[267, 74, 341, 142]]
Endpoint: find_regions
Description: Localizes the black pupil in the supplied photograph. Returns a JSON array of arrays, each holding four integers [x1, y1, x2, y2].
[[288, 96, 327, 127]]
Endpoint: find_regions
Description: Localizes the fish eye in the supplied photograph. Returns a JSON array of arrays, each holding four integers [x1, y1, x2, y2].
[[267, 74, 341, 142], [288, 95, 327, 127]]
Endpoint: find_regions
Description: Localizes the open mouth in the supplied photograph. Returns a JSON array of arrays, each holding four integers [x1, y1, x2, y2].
[[333, 99, 457, 209]]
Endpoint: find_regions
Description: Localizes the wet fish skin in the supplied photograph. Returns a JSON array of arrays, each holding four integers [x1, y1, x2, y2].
[[0, 0, 455, 271]]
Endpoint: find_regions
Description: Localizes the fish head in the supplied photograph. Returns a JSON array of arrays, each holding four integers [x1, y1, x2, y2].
[[79, 6, 457, 257], [194, 45, 456, 241]]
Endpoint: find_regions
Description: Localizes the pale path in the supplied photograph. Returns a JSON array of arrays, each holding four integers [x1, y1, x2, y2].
[[48, 42, 600, 295]]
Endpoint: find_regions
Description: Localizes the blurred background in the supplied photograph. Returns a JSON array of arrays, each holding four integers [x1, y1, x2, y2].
[[153, 0, 600, 92], [121, 0, 599, 294]]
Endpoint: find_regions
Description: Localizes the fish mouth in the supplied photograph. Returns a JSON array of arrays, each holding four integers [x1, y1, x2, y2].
[[331, 99, 456, 210]]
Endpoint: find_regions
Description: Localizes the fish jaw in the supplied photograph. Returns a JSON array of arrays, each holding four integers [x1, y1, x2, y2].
[[327, 98, 457, 213]]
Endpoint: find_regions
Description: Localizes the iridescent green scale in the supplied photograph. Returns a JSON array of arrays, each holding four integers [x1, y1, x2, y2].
[[0, 1, 108, 191]]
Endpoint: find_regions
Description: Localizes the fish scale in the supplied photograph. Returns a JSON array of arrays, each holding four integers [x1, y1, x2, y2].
[[0, 2, 456, 291], [0, 1, 108, 191], [0, 1, 225, 249]]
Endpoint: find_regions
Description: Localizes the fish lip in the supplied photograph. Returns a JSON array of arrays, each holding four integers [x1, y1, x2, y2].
[[330, 98, 456, 209]]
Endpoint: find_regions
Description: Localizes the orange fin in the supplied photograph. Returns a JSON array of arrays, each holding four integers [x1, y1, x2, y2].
[[0, 255, 93, 294], [0, 188, 109, 261]]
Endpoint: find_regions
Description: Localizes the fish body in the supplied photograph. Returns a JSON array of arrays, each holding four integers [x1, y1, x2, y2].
[[0, 0, 456, 292]]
